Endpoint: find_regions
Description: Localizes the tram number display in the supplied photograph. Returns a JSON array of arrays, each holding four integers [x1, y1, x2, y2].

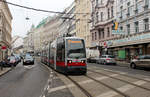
[[68, 40, 81, 44]]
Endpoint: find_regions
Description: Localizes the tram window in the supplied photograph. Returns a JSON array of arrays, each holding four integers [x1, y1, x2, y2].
[[67, 39, 86, 58], [56, 39, 65, 62]]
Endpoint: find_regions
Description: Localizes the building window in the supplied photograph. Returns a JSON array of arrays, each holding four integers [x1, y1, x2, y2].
[[135, 0, 138, 14], [144, 18, 149, 31], [101, 29, 104, 39], [111, 6, 114, 18], [127, 24, 130, 35], [127, 2, 130, 17], [98, 29, 101, 39], [120, 6, 123, 19], [107, 27, 110, 37], [96, 12, 99, 23], [120, 26, 123, 31], [101, 12, 103, 21], [95, 32, 97, 40], [100, 0, 103, 4], [134, 21, 139, 33], [96, 0, 99, 7], [92, 33, 94, 41], [144, 0, 149, 10], [111, 26, 114, 36], [108, 8, 110, 19]]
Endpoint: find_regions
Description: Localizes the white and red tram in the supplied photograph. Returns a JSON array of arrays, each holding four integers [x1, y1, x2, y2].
[[41, 37, 87, 74]]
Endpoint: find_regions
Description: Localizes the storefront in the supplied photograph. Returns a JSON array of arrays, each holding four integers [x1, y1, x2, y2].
[[106, 32, 150, 62]]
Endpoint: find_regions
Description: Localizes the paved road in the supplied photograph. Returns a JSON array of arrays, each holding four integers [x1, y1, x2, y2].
[[0, 60, 50, 97], [47, 63, 150, 97], [1, 60, 150, 97]]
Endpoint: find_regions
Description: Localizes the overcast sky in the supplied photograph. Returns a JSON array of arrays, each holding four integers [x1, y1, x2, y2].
[[7, 0, 74, 37]]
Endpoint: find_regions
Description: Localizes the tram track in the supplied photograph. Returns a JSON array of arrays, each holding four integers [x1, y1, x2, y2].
[[92, 67, 150, 83], [88, 69, 150, 92], [65, 75, 93, 97], [65, 74, 130, 97], [85, 75, 130, 97]]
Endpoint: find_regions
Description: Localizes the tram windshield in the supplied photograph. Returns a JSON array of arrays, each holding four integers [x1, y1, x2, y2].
[[67, 39, 86, 59]]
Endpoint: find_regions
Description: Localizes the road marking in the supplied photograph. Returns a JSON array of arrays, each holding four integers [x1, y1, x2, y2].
[[144, 78, 150, 81], [49, 84, 74, 93], [48, 74, 118, 93], [97, 91, 118, 97], [96, 80, 147, 97], [24, 65, 35, 69]]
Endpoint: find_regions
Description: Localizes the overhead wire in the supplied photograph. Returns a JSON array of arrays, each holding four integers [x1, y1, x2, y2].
[[1, 0, 90, 15]]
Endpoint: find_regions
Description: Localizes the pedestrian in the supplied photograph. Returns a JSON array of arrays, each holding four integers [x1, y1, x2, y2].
[[0, 60, 4, 71]]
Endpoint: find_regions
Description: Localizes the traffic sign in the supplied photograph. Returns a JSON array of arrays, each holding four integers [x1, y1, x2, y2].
[[1, 46, 7, 51]]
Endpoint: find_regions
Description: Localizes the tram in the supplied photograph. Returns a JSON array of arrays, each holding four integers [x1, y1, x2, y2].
[[41, 36, 87, 74]]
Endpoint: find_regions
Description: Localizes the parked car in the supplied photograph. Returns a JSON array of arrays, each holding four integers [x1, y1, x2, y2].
[[23, 55, 34, 65], [96, 55, 116, 65], [9, 56, 17, 67], [14, 55, 21, 64], [130, 55, 150, 69]]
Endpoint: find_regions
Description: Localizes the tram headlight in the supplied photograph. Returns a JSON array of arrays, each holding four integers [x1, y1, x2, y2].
[[68, 60, 72, 63], [81, 60, 85, 63]]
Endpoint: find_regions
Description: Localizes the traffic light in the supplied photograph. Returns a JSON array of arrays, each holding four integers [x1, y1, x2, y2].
[[113, 22, 118, 30]]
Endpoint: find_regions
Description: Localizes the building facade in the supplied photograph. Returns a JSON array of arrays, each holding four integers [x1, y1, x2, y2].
[[12, 36, 23, 54], [65, 2, 76, 36], [107, 0, 150, 62], [0, 0, 12, 61], [91, 0, 116, 55], [23, 36, 28, 53], [91, 0, 150, 62], [75, 0, 92, 48]]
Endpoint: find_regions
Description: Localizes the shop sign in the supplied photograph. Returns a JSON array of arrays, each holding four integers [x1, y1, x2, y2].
[[112, 30, 126, 35], [91, 42, 99, 47], [109, 33, 150, 45]]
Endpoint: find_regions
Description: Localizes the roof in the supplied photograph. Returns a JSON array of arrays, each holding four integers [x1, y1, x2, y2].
[[36, 17, 50, 29]]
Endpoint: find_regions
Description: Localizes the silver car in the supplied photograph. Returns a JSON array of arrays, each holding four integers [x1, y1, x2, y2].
[[130, 55, 150, 69], [96, 55, 116, 65]]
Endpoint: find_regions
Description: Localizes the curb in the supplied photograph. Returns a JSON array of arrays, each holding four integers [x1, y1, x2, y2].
[[0, 68, 12, 77]]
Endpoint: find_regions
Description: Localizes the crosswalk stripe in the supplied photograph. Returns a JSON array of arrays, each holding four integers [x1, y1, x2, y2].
[[97, 80, 146, 97]]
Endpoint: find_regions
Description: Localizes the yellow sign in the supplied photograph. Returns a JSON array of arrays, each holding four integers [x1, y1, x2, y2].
[[68, 40, 81, 43]]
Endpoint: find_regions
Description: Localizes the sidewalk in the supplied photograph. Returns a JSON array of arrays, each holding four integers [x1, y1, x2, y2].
[[0, 68, 11, 77], [116, 61, 130, 67]]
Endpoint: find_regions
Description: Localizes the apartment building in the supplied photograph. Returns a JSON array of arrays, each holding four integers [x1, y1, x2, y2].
[[65, 2, 76, 36], [0, 0, 12, 61], [75, 0, 92, 48], [92, 0, 150, 62], [107, 0, 150, 62], [91, 0, 116, 55]]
